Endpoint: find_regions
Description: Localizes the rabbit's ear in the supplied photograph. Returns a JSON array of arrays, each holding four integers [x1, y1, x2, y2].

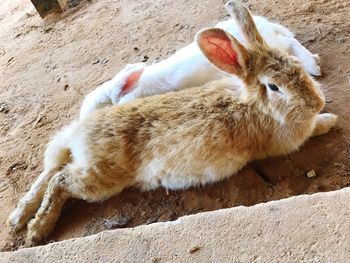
[[225, 0, 267, 51], [196, 28, 250, 76], [120, 68, 144, 96]]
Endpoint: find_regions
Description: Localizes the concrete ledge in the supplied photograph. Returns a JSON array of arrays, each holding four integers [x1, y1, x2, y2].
[[1, 188, 349, 262]]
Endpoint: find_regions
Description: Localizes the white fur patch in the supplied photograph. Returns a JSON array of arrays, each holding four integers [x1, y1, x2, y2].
[[136, 155, 246, 191]]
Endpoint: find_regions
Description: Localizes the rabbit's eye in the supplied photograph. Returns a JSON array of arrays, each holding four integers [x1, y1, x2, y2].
[[267, 83, 280, 92]]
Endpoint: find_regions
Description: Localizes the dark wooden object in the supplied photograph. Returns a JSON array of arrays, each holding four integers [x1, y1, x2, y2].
[[30, 0, 67, 18]]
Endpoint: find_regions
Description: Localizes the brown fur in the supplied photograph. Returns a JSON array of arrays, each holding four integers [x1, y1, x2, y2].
[[8, 0, 337, 246]]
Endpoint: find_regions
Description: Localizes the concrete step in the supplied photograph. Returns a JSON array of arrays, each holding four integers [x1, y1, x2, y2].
[[1, 187, 349, 262]]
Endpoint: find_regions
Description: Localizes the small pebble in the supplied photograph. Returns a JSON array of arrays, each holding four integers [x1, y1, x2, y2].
[[0, 102, 9, 113], [334, 162, 345, 169], [189, 245, 201, 254], [43, 27, 53, 33], [102, 216, 130, 229], [306, 169, 316, 178], [92, 59, 100, 65], [146, 216, 160, 225]]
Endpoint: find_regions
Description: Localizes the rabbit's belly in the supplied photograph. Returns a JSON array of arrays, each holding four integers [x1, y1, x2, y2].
[[136, 158, 246, 191]]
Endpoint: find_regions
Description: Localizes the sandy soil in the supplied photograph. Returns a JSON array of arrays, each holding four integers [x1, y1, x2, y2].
[[0, 0, 349, 251]]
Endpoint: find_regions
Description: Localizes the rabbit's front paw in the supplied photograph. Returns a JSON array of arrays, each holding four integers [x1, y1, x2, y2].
[[312, 113, 338, 137]]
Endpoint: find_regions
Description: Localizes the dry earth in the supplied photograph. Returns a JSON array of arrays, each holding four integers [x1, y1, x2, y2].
[[0, 0, 349, 251]]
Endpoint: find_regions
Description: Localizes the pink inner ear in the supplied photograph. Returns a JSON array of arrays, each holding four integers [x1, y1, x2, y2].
[[204, 34, 240, 68], [120, 68, 145, 96]]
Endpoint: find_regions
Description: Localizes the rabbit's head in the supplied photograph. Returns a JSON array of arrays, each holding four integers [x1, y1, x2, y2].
[[196, 0, 325, 124]]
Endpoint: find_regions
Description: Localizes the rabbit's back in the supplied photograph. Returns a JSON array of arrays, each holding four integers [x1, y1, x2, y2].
[[80, 85, 256, 189]]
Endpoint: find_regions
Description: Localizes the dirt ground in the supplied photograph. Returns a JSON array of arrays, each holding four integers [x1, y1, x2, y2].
[[0, 0, 349, 251]]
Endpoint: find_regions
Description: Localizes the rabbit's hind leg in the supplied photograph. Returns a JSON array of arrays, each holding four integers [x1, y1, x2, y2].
[[7, 169, 61, 232], [25, 166, 132, 246], [8, 146, 71, 232]]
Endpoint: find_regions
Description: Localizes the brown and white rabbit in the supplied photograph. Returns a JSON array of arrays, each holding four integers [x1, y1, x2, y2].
[[8, 0, 337, 246]]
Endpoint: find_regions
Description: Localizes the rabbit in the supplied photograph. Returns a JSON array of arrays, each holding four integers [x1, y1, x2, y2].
[[80, 1, 322, 119], [8, 0, 337, 247]]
